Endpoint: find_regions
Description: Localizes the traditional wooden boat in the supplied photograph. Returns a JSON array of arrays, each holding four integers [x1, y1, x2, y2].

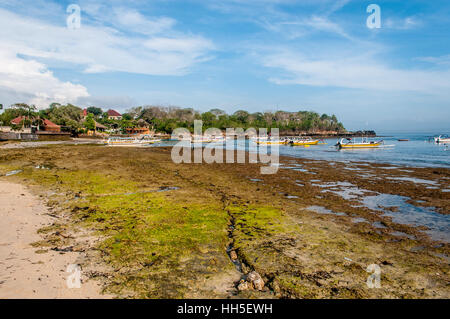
[[336, 138, 384, 149], [288, 137, 320, 146]]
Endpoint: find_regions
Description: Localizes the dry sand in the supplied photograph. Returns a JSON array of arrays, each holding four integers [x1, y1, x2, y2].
[[0, 180, 109, 299]]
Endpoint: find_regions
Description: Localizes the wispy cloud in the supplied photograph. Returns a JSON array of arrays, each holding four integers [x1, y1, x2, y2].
[[384, 16, 421, 30], [416, 54, 450, 66], [260, 15, 352, 40], [261, 50, 450, 94]]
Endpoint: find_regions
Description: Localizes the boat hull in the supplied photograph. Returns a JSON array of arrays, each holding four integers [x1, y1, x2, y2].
[[339, 142, 382, 149], [290, 140, 319, 146]]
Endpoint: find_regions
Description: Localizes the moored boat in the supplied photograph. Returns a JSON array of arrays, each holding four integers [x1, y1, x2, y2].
[[288, 137, 320, 146], [434, 135, 450, 144], [254, 137, 289, 145], [106, 135, 161, 146], [336, 137, 384, 149]]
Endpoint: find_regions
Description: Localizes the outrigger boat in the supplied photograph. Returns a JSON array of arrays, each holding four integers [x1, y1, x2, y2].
[[288, 137, 320, 146], [191, 135, 225, 144], [434, 135, 450, 144], [106, 135, 161, 147], [254, 137, 289, 145], [336, 137, 384, 149]]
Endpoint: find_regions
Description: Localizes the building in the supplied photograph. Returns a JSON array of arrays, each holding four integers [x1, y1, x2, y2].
[[94, 121, 107, 132], [107, 109, 122, 120], [42, 119, 61, 132], [10, 116, 27, 127], [10, 116, 61, 132]]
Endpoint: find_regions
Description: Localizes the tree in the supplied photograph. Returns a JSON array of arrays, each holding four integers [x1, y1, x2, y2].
[[84, 113, 96, 131], [121, 113, 133, 121], [86, 106, 103, 117], [0, 107, 27, 126]]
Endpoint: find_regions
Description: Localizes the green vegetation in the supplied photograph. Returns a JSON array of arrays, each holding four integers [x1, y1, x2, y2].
[[0, 162, 233, 298], [135, 106, 345, 133], [1, 102, 346, 135]]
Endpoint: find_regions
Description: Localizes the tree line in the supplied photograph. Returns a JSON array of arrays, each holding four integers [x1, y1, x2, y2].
[[0, 103, 346, 134], [130, 106, 346, 133]]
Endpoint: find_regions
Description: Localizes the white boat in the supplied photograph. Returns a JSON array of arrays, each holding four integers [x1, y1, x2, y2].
[[252, 136, 289, 145], [106, 135, 161, 147], [434, 135, 450, 144], [191, 135, 224, 144]]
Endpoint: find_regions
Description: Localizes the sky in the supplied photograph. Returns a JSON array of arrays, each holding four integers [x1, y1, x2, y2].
[[0, 0, 449, 131]]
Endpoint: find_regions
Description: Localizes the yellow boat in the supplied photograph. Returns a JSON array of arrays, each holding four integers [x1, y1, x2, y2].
[[289, 139, 320, 146], [336, 138, 383, 149]]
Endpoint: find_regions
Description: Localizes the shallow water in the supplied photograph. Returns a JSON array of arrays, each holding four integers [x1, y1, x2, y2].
[[362, 194, 449, 242], [386, 176, 438, 186], [276, 133, 450, 168], [156, 132, 449, 167]]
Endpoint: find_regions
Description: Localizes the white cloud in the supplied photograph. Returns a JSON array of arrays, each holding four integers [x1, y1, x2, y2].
[[113, 7, 176, 35], [262, 51, 450, 94], [0, 8, 214, 76], [0, 48, 89, 108]]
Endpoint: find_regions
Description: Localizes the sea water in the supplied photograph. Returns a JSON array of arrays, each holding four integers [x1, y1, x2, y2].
[[156, 132, 449, 168]]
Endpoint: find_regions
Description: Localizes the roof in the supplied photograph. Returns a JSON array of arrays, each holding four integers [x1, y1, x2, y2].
[[11, 116, 24, 125], [95, 121, 107, 129], [43, 119, 60, 128], [107, 109, 121, 117], [11, 116, 60, 128]]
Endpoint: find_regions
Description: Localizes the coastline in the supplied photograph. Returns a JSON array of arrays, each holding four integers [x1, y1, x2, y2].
[[0, 144, 448, 298], [0, 180, 110, 298]]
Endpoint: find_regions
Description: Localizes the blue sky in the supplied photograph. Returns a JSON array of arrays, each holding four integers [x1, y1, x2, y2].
[[0, 0, 449, 131]]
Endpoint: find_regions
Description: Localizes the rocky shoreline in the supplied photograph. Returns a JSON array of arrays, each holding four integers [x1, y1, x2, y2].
[[0, 144, 448, 298]]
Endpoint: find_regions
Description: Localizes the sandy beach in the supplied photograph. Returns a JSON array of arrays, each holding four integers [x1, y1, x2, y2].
[[0, 180, 109, 298]]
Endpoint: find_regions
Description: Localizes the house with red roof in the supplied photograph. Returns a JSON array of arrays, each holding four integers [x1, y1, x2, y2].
[[10, 116, 26, 126], [42, 119, 61, 132], [11, 116, 61, 132], [107, 109, 122, 120]]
